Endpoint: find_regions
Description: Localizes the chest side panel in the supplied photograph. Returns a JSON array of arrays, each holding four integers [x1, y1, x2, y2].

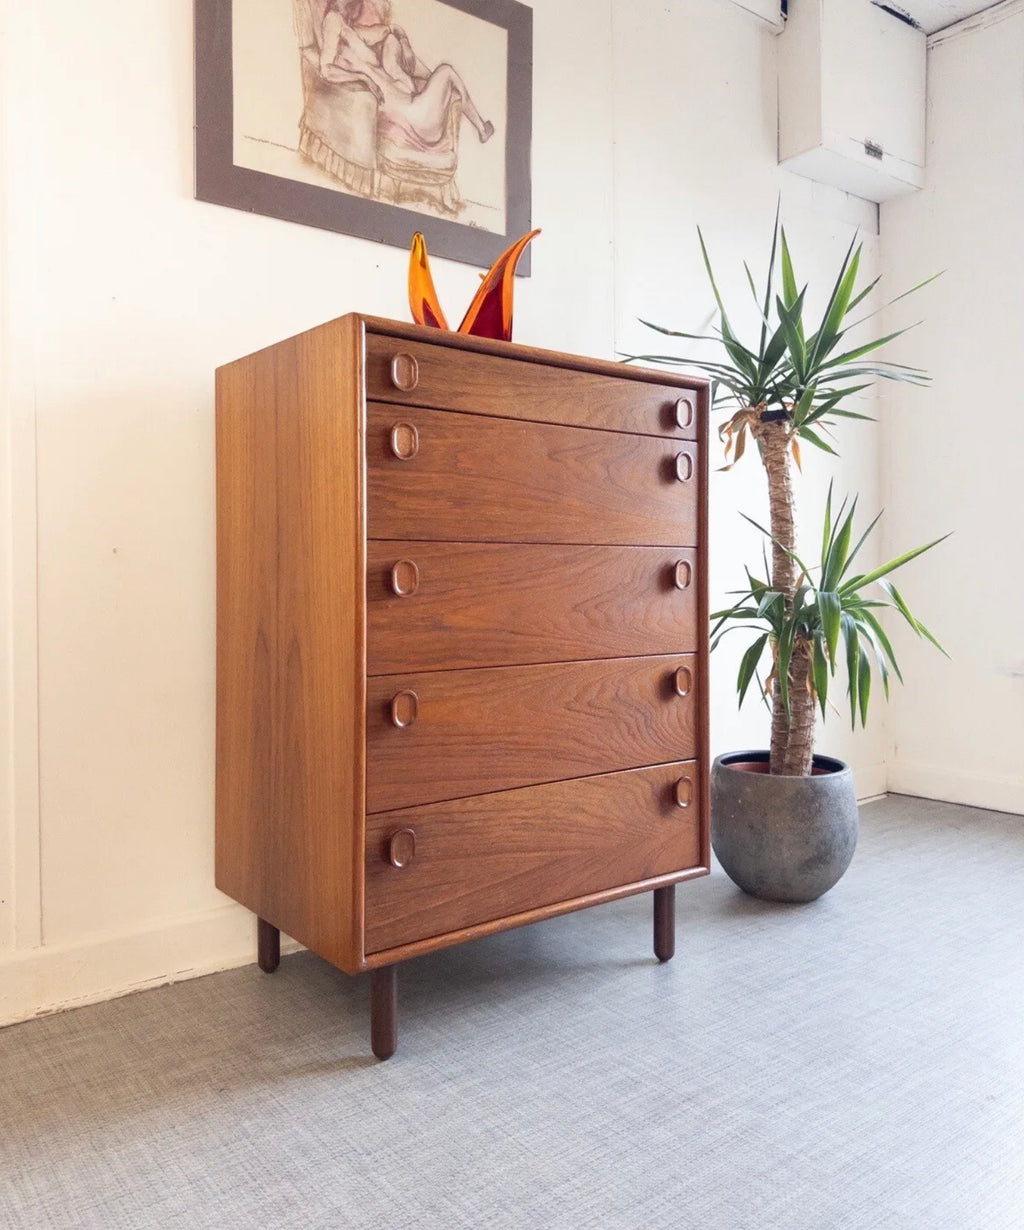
[[216, 316, 367, 974]]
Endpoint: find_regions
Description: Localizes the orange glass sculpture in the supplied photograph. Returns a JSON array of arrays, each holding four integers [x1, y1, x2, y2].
[[408, 229, 541, 342]]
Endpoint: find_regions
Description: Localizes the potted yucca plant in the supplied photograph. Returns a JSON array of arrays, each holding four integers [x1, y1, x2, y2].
[[628, 214, 947, 901]]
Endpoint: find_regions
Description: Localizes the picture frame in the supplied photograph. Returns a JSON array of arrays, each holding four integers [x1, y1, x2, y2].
[[194, 0, 533, 273]]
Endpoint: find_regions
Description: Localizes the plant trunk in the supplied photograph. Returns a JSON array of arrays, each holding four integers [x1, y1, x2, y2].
[[780, 639, 815, 776], [752, 417, 809, 775], [754, 418, 797, 599]]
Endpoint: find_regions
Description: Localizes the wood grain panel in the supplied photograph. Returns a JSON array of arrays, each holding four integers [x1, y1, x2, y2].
[[215, 353, 277, 945], [695, 359, 712, 873], [367, 404, 699, 547], [367, 542, 699, 673], [215, 316, 366, 974], [362, 865, 711, 969], [365, 761, 703, 953], [366, 654, 698, 813], [361, 315, 708, 398], [364, 332, 700, 439]]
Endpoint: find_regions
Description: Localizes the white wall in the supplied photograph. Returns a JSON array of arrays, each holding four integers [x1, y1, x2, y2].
[[0, 0, 884, 1026], [611, 2, 885, 779], [881, 3, 1024, 815]]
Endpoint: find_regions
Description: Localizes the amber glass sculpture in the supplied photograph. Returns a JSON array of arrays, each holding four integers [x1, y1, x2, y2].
[[408, 229, 540, 341], [407, 233, 449, 331]]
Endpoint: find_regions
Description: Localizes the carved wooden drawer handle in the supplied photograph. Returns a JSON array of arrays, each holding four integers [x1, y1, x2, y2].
[[388, 828, 417, 868], [674, 666, 693, 698], [674, 777, 693, 809], [675, 451, 693, 482], [390, 689, 419, 728], [674, 559, 692, 590], [674, 396, 694, 430], [390, 559, 420, 597], [389, 422, 420, 460], [389, 352, 420, 392]]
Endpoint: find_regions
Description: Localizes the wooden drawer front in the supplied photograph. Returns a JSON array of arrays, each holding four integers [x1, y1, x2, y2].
[[366, 654, 698, 813], [365, 333, 700, 440], [366, 405, 699, 547], [367, 542, 699, 674], [365, 761, 703, 953]]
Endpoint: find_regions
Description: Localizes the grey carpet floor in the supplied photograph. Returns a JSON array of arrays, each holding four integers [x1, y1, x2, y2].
[[1, 794, 1023, 1230]]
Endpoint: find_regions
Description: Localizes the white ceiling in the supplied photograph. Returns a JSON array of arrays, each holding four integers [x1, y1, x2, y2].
[[889, 0, 1007, 33]]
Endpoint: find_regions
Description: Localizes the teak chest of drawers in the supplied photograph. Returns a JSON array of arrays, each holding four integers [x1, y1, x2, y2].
[[215, 314, 710, 1058]]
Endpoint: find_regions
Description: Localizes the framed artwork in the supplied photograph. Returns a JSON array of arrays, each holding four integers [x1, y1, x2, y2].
[[195, 0, 533, 273]]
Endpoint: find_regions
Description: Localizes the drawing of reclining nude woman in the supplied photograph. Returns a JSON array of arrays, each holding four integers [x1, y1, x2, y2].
[[320, 0, 495, 153]]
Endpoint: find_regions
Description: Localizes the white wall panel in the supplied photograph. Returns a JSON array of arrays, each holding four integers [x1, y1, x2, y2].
[[612, 0, 885, 795], [881, 9, 1024, 815], [1, 0, 888, 1024]]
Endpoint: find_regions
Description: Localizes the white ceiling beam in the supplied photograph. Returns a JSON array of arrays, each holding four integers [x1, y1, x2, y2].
[[725, 0, 786, 33]]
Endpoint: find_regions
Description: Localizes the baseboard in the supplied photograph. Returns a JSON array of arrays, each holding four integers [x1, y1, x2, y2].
[[887, 760, 1024, 818], [0, 903, 302, 1029]]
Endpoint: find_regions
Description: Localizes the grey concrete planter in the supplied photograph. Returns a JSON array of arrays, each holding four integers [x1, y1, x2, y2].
[[711, 750, 858, 902]]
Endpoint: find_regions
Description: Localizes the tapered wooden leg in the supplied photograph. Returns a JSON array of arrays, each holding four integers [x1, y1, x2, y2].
[[257, 918, 280, 973], [653, 885, 676, 963], [370, 965, 398, 1060]]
